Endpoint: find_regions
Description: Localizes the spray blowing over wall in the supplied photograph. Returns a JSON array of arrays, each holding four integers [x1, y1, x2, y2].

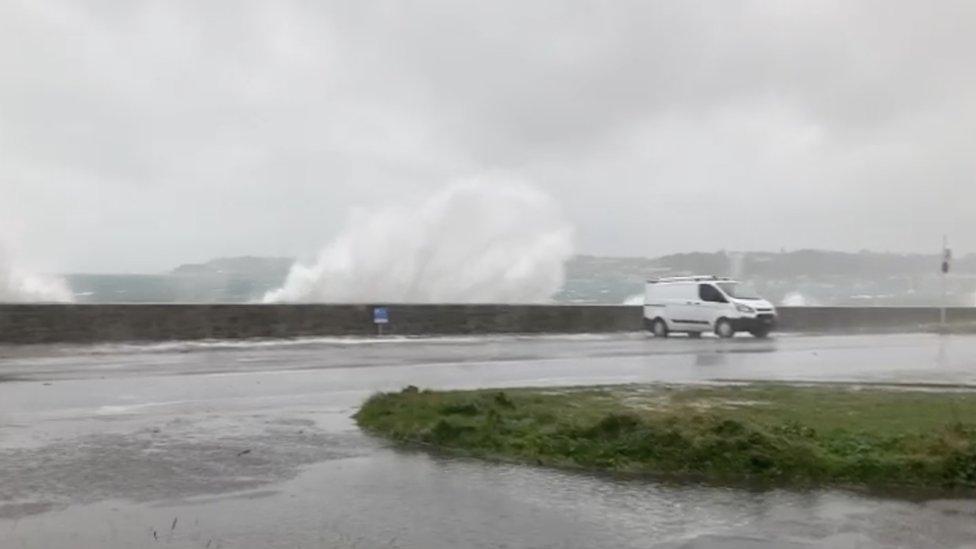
[[263, 178, 574, 303], [0, 246, 74, 303]]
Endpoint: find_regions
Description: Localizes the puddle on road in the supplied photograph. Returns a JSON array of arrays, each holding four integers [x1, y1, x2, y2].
[[5, 448, 976, 549], [0, 420, 371, 520]]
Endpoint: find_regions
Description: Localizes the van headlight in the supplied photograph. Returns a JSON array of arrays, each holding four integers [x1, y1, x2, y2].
[[735, 304, 755, 314]]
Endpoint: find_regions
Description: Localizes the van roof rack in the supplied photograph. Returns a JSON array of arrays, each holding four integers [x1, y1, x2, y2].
[[647, 275, 733, 283]]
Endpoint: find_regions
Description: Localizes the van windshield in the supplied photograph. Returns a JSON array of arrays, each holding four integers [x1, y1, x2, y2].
[[717, 282, 761, 300]]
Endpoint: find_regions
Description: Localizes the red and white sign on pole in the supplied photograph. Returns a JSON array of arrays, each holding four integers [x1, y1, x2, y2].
[[941, 236, 950, 329], [942, 239, 952, 274]]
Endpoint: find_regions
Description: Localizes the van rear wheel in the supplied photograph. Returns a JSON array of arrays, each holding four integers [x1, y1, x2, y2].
[[651, 319, 669, 338], [715, 318, 735, 338]]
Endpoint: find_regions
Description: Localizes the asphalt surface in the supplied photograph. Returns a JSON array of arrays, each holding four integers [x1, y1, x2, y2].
[[2, 333, 976, 548]]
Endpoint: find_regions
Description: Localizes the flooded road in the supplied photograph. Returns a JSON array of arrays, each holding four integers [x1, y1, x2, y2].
[[2, 333, 976, 548]]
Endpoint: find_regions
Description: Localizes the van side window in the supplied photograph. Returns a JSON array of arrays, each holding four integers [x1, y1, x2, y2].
[[699, 284, 727, 303]]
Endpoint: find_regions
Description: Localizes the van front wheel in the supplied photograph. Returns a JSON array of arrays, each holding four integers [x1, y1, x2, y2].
[[715, 318, 735, 339]]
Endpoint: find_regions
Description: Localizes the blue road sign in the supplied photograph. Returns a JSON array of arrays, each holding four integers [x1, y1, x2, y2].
[[373, 307, 389, 325]]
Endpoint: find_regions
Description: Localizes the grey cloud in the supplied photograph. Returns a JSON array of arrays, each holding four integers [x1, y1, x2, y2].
[[1, 0, 973, 271]]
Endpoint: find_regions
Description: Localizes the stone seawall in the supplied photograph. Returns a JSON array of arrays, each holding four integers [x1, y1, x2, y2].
[[1, 304, 974, 344], [0, 304, 637, 344], [776, 306, 976, 333]]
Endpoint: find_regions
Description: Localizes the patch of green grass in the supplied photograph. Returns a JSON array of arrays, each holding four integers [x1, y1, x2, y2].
[[354, 384, 976, 489]]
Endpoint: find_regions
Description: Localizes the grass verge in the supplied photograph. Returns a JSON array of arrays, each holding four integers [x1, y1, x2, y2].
[[355, 383, 976, 490]]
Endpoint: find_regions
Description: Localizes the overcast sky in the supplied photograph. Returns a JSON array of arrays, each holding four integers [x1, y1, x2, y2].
[[2, 0, 974, 273]]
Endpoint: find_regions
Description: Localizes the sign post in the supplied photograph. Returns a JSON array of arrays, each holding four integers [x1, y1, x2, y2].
[[373, 306, 389, 336], [941, 236, 951, 330]]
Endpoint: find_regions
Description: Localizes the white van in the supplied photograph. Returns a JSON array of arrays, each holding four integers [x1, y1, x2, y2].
[[643, 276, 776, 338]]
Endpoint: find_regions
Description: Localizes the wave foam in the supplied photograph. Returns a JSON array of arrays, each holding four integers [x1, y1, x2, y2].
[[0, 247, 73, 303], [264, 177, 574, 303]]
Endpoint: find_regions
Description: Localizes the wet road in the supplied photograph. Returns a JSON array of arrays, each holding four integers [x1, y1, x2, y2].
[[2, 333, 976, 548]]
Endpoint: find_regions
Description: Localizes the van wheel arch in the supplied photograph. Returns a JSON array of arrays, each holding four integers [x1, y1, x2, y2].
[[715, 318, 735, 338]]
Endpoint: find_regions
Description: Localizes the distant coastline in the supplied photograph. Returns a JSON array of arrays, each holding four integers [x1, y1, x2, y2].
[[59, 250, 976, 306]]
